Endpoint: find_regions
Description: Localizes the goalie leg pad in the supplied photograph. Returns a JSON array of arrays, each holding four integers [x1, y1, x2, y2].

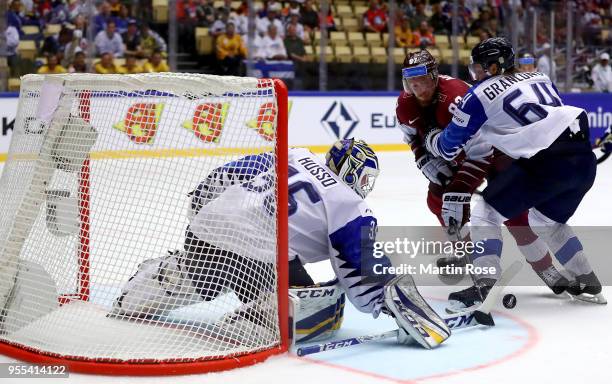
[[384, 274, 450, 349], [110, 251, 202, 319], [289, 281, 345, 343]]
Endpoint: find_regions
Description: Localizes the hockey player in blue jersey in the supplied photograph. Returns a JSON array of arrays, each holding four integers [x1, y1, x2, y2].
[[111, 139, 452, 349], [424, 37, 606, 305]]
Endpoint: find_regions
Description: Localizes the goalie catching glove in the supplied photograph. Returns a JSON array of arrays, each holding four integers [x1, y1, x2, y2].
[[383, 274, 451, 349]]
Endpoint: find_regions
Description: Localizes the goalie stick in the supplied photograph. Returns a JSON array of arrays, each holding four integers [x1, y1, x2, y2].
[[296, 261, 522, 356]]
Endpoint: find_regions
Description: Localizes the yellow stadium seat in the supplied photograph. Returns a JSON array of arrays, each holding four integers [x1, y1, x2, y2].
[[353, 46, 370, 63], [354, 5, 368, 16], [335, 45, 352, 63], [196, 28, 213, 54], [336, 4, 354, 18], [22, 25, 39, 35], [371, 47, 387, 63], [17, 41, 37, 60], [314, 45, 334, 62], [44, 24, 61, 37], [434, 34, 449, 49], [365, 32, 382, 48], [393, 47, 406, 64], [342, 18, 360, 32], [153, 0, 169, 23], [465, 36, 480, 49], [8, 78, 21, 91], [330, 31, 347, 47], [348, 32, 365, 47]]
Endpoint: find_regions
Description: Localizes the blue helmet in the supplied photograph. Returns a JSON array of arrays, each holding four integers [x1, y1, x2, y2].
[[325, 138, 380, 198]]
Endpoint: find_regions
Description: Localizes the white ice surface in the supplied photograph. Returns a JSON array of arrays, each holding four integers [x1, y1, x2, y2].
[[1, 151, 611, 384]]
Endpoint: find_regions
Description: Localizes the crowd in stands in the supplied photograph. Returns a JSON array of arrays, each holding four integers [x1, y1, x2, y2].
[[2, 0, 612, 90], [4, 0, 169, 76]]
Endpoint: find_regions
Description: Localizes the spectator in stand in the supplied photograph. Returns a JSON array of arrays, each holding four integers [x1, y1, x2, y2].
[[196, 0, 216, 27], [95, 52, 120, 73], [120, 54, 143, 74], [262, 24, 287, 60], [94, 2, 113, 35], [363, 0, 388, 33], [467, 6, 493, 37], [37, 54, 67, 73], [143, 50, 170, 72], [48, 0, 69, 24], [285, 1, 301, 18], [591, 52, 612, 92], [285, 13, 305, 41], [4, 25, 20, 73], [257, 4, 284, 38], [232, 6, 249, 35], [41, 26, 73, 60], [114, 4, 131, 34], [395, 15, 413, 48], [8, 0, 25, 36], [537, 43, 556, 82], [210, 9, 229, 36], [140, 24, 167, 57], [72, 13, 88, 37], [108, 0, 121, 15], [62, 27, 86, 68], [442, 0, 471, 35], [216, 22, 246, 76], [217, 0, 234, 15], [429, 2, 449, 35], [410, 1, 428, 30], [68, 51, 87, 73], [300, 0, 319, 33], [320, 7, 337, 32], [123, 19, 142, 57], [412, 20, 435, 48], [284, 24, 307, 62], [95, 20, 124, 57], [398, 0, 415, 19]]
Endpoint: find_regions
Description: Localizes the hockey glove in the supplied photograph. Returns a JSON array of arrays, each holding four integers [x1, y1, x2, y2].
[[416, 153, 453, 186], [441, 192, 471, 230], [383, 274, 451, 349], [596, 126, 612, 153]]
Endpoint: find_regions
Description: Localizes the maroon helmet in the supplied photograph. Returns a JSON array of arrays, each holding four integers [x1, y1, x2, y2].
[[402, 50, 439, 93]]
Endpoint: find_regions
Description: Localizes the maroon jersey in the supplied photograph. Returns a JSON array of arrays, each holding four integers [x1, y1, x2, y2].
[[396, 75, 492, 224], [396, 75, 469, 161]]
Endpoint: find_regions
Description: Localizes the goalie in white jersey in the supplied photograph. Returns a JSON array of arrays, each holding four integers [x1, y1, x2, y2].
[[425, 37, 605, 304], [111, 139, 451, 349]]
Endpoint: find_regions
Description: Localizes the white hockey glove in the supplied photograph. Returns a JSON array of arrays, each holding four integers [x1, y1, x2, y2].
[[441, 192, 471, 231], [383, 274, 451, 349], [424, 128, 443, 158], [416, 153, 453, 186]]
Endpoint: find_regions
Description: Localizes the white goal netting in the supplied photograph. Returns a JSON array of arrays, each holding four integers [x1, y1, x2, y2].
[[0, 73, 286, 368]]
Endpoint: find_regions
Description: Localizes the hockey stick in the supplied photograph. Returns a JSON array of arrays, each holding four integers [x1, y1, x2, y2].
[[296, 261, 522, 357]]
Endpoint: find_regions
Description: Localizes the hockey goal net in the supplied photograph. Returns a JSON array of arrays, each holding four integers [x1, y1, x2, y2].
[[0, 73, 288, 375]]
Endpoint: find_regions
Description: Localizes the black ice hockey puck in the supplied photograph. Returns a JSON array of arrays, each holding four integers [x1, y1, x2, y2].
[[503, 294, 517, 309]]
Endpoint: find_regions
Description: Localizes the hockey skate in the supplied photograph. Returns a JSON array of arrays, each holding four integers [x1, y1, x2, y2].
[[566, 271, 607, 305], [109, 250, 203, 320], [217, 294, 278, 348], [535, 265, 571, 295], [446, 278, 496, 313]]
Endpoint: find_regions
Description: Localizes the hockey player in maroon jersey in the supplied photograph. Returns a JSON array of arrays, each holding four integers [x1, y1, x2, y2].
[[396, 50, 572, 306]]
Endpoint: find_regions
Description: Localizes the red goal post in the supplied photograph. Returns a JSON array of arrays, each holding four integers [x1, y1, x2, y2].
[[0, 74, 289, 375]]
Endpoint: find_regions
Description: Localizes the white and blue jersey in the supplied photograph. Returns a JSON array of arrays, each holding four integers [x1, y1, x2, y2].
[[189, 148, 391, 316], [429, 72, 585, 160]]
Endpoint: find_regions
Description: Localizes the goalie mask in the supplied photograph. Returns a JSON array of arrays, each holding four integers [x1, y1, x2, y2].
[[326, 138, 380, 199]]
